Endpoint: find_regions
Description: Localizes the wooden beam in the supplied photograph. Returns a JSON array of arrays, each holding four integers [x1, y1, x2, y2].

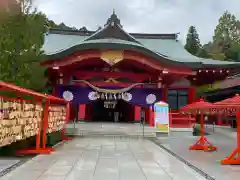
[[72, 81, 145, 88], [73, 71, 152, 82], [123, 51, 195, 75], [42, 50, 194, 76]]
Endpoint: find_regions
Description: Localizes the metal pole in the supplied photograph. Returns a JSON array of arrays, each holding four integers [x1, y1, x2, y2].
[[213, 121, 215, 132], [140, 108, 145, 139], [73, 118, 76, 135], [142, 118, 145, 138]]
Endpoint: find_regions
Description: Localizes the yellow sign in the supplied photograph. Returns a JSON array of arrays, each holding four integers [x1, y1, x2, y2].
[[101, 50, 124, 65]]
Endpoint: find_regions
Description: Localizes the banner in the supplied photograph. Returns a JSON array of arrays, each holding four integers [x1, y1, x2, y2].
[[58, 85, 161, 107], [154, 101, 169, 134]]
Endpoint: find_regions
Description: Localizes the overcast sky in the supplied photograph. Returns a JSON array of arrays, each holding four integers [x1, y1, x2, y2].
[[35, 0, 240, 44]]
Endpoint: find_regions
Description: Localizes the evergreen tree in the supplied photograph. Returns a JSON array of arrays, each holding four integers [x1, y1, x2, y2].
[[196, 48, 210, 58], [0, 0, 48, 91], [184, 26, 202, 55], [212, 11, 240, 61], [213, 11, 240, 46]]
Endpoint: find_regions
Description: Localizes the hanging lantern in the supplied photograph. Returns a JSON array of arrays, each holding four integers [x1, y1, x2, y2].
[[118, 94, 122, 99], [96, 92, 100, 99], [109, 94, 113, 100], [101, 93, 105, 100]]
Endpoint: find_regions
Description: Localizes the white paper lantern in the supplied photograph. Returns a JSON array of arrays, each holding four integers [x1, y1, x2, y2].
[[63, 91, 74, 101], [146, 94, 156, 104], [88, 91, 98, 101], [122, 93, 132, 102]]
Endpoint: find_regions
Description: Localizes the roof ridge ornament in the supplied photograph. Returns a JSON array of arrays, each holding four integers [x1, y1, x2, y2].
[[105, 9, 123, 28]]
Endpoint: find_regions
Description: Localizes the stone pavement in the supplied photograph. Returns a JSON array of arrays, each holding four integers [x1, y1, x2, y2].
[[159, 133, 240, 180], [0, 137, 206, 180], [0, 159, 20, 176]]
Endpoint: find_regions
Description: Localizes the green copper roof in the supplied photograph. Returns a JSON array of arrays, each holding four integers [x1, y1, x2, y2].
[[42, 11, 240, 69], [137, 38, 239, 67], [43, 33, 88, 54], [45, 38, 199, 68], [42, 33, 240, 68]]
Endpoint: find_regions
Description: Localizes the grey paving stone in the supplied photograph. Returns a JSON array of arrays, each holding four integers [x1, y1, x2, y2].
[[65, 169, 94, 180], [0, 160, 20, 173], [42, 165, 72, 176], [0, 137, 211, 180], [159, 133, 240, 180], [93, 170, 118, 180], [36, 175, 66, 180], [8, 169, 44, 180]]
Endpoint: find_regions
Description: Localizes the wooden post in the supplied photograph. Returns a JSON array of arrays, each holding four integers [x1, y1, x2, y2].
[[78, 104, 86, 120], [42, 100, 50, 149], [200, 113, 204, 143], [221, 111, 240, 165], [189, 112, 216, 152], [188, 87, 196, 104], [149, 106, 154, 127], [161, 86, 167, 102], [134, 106, 141, 122]]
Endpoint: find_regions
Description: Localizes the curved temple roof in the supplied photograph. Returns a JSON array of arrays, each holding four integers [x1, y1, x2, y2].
[[42, 12, 240, 69]]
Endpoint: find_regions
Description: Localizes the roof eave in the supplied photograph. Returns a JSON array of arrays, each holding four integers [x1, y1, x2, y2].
[[43, 41, 201, 69]]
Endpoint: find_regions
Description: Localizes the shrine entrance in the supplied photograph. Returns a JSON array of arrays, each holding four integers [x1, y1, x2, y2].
[[91, 99, 133, 122]]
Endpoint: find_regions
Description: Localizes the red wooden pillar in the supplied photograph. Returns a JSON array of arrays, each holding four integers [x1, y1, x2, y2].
[[188, 87, 196, 104], [78, 104, 86, 120], [149, 106, 154, 127], [162, 86, 167, 102], [85, 104, 92, 120], [217, 115, 223, 126], [52, 86, 59, 97], [129, 105, 134, 121], [144, 108, 149, 124], [169, 111, 172, 128], [134, 106, 141, 122]]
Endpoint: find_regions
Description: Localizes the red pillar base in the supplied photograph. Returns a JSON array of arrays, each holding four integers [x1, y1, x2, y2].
[[62, 137, 73, 141], [16, 147, 55, 155], [189, 137, 217, 152], [221, 148, 240, 165]]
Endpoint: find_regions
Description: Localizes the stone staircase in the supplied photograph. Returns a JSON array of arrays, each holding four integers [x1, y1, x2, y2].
[[65, 122, 157, 138]]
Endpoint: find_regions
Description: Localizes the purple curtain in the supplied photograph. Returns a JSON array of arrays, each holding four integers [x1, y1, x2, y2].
[[58, 85, 162, 107], [128, 88, 161, 107], [58, 85, 93, 104]]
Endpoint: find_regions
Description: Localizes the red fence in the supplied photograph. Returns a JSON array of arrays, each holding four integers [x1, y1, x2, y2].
[[0, 81, 71, 155]]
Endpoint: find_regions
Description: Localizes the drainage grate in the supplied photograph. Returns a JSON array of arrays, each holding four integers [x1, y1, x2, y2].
[[150, 138, 215, 180]]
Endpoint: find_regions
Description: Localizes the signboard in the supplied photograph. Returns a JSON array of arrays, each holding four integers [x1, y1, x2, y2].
[[154, 101, 169, 133]]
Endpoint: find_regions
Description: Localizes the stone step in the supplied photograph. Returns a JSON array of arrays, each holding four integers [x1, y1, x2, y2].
[[66, 128, 156, 137], [66, 122, 157, 138]]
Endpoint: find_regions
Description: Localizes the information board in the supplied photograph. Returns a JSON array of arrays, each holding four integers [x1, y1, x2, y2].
[[154, 101, 169, 133]]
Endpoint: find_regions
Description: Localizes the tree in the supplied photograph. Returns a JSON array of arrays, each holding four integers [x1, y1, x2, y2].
[[196, 48, 210, 58], [184, 26, 202, 55], [212, 11, 240, 61], [0, 0, 48, 91], [213, 11, 240, 47], [57, 22, 77, 30], [224, 43, 240, 61]]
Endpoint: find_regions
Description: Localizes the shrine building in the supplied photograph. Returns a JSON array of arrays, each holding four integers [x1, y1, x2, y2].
[[41, 11, 240, 127]]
